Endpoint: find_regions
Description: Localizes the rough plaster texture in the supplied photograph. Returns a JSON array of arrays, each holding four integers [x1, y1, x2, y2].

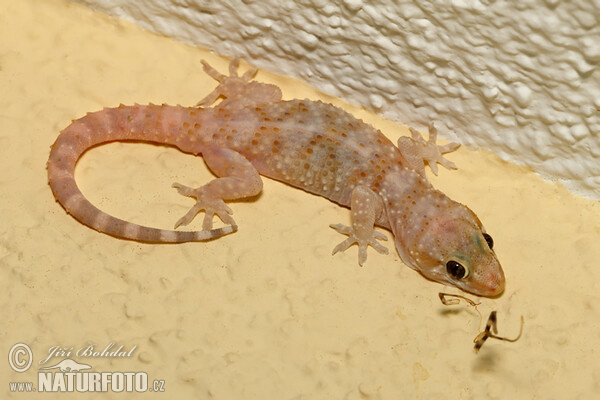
[[71, 0, 600, 199]]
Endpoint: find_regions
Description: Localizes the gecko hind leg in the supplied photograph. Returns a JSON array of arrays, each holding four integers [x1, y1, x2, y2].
[[172, 183, 235, 231], [330, 185, 389, 266], [196, 58, 256, 107], [397, 122, 460, 176], [196, 58, 281, 109], [172, 146, 263, 231]]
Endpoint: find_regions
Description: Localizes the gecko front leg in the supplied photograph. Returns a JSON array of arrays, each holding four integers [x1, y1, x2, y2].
[[397, 122, 460, 177], [330, 185, 389, 266], [173, 146, 263, 231]]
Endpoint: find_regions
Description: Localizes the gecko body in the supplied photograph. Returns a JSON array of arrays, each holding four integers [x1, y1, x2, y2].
[[47, 59, 504, 297]]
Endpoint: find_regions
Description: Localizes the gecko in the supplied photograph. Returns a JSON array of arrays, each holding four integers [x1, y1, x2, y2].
[[47, 58, 505, 297]]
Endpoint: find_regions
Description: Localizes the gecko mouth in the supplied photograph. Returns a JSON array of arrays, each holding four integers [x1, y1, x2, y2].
[[479, 268, 506, 297], [460, 265, 505, 297]]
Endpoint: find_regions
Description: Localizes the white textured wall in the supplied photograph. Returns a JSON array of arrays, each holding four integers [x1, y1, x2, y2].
[[72, 0, 600, 199]]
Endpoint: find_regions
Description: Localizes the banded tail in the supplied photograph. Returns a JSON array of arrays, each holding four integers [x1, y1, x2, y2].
[[47, 104, 236, 242]]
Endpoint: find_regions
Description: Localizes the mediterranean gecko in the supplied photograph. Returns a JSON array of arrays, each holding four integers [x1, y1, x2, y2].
[[47, 58, 505, 297]]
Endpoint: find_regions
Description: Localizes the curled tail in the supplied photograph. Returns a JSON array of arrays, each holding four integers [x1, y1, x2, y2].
[[47, 104, 236, 243]]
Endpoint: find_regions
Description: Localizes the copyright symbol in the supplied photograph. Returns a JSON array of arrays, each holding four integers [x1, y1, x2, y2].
[[8, 343, 33, 372]]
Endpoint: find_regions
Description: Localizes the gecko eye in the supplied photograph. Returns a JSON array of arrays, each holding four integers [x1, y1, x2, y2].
[[483, 233, 494, 249], [446, 260, 469, 280]]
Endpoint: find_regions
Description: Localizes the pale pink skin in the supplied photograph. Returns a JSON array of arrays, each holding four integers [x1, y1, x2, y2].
[[47, 58, 505, 297], [383, 170, 505, 297]]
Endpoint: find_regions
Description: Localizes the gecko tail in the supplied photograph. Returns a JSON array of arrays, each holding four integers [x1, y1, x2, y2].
[[47, 104, 236, 243]]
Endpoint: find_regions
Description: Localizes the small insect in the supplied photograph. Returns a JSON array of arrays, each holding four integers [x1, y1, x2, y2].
[[438, 292, 524, 353], [438, 292, 481, 307], [473, 311, 524, 353]]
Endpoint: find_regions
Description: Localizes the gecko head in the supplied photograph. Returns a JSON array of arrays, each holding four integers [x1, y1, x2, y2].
[[393, 196, 505, 298]]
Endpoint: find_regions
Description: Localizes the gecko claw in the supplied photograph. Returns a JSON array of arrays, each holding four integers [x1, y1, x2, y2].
[[196, 58, 260, 107], [398, 122, 460, 176], [330, 223, 389, 266], [172, 182, 236, 230]]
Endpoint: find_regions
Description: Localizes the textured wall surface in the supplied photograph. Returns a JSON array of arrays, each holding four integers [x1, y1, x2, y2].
[[71, 0, 599, 199]]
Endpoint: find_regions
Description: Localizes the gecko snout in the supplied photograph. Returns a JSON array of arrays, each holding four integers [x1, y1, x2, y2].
[[475, 265, 505, 297]]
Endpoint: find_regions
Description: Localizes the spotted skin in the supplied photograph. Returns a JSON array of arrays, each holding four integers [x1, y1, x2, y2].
[[47, 58, 505, 297]]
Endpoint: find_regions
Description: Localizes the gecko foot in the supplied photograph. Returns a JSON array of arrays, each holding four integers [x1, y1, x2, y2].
[[398, 122, 460, 176], [196, 58, 257, 107], [196, 58, 282, 109], [330, 223, 388, 266], [172, 182, 236, 230]]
